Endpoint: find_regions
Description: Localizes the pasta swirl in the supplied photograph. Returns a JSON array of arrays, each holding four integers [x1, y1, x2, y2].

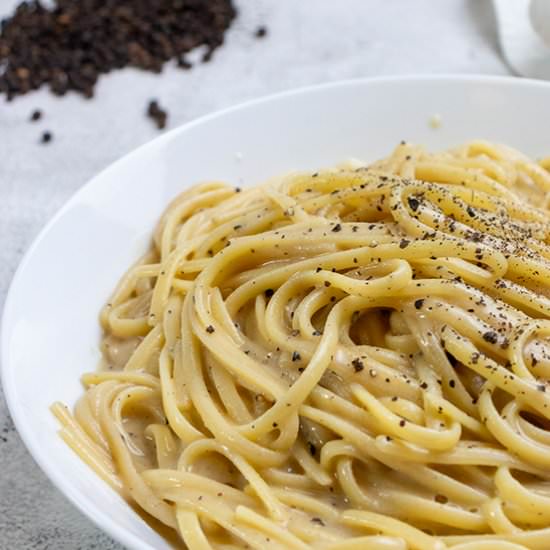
[[53, 141, 550, 549]]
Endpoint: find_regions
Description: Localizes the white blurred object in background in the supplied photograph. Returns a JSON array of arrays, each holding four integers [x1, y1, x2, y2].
[[531, 0, 550, 47], [493, 0, 550, 78]]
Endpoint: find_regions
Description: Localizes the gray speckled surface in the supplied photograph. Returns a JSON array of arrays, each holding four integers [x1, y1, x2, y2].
[[0, 1, 508, 548]]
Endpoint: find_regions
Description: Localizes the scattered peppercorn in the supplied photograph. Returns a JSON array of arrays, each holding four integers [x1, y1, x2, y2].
[[399, 239, 410, 249], [40, 130, 53, 144], [206, 325, 215, 334], [30, 109, 42, 121], [351, 358, 364, 372], [408, 196, 420, 211], [292, 351, 301, 362], [147, 100, 168, 130], [482, 331, 498, 344], [414, 299, 424, 310], [255, 25, 267, 38]]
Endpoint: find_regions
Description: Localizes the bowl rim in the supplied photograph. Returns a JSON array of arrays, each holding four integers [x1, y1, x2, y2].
[[2, 74, 550, 549]]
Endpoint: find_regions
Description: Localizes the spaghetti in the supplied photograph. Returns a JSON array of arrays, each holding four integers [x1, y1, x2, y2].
[[53, 140, 550, 549]]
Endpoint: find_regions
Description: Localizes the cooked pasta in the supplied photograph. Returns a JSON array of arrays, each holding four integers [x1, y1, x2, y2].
[[53, 140, 550, 549]]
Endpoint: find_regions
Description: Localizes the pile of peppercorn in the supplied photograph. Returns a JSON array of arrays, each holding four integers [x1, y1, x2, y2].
[[0, 0, 237, 100]]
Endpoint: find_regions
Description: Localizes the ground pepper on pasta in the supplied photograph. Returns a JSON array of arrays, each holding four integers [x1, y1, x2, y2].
[[53, 141, 550, 550]]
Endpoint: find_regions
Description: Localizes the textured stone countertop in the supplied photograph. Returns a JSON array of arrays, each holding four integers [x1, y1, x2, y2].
[[0, 0, 509, 548]]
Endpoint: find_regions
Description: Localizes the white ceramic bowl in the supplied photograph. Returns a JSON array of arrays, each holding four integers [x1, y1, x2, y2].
[[3, 76, 550, 549]]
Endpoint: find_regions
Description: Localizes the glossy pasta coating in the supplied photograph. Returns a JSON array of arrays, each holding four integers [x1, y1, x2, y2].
[[54, 141, 550, 550]]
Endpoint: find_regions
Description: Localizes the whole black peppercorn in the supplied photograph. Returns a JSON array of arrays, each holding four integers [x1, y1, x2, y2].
[[147, 99, 168, 130], [30, 109, 42, 122], [40, 131, 53, 144], [255, 26, 267, 38]]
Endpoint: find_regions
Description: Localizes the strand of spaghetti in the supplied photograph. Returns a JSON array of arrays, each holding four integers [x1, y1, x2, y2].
[[234, 506, 309, 550], [478, 384, 550, 467], [175, 509, 213, 550], [181, 293, 287, 467], [495, 466, 550, 522], [50, 402, 122, 491], [324, 536, 408, 550], [481, 497, 520, 534], [342, 509, 446, 550], [157, 184, 235, 259], [451, 542, 529, 550], [178, 438, 288, 522], [158, 346, 204, 443], [97, 383, 176, 527], [351, 383, 462, 451]]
